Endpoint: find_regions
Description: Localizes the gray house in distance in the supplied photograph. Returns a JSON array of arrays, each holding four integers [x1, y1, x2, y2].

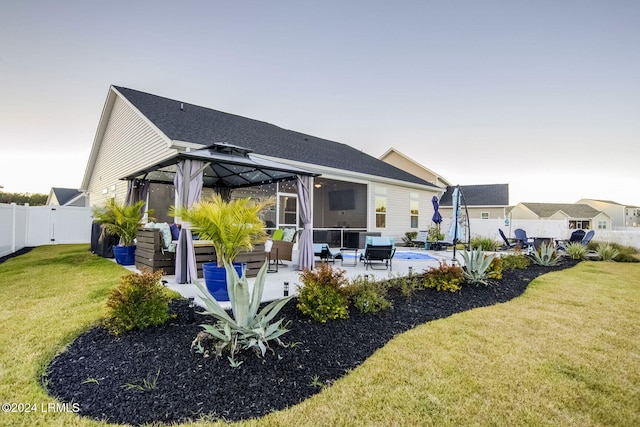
[[438, 184, 510, 220], [46, 187, 87, 207], [81, 86, 442, 246]]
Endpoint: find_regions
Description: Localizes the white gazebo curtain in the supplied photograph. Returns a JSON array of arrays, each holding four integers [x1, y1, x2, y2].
[[175, 159, 207, 283]]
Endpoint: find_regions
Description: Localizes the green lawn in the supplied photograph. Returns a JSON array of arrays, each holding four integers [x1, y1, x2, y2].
[[1, 245, 638, 426]]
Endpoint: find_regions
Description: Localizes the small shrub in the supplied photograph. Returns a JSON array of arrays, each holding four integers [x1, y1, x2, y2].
[[530, 243, 560, 266], [346, 276, 392, 313], [423, 261, 464, 292], [565, 242, 588, 260], [402, 231, 419, 247], [104, 269, 176, 335], [297, 263, 349, 322], [596, 243, 619, 261], [501, 253, 530, 270], [487, 256, 503, 280], [470, 236, 498, 251], [461, 249, 495, 285], [388, 273, 422, 298]]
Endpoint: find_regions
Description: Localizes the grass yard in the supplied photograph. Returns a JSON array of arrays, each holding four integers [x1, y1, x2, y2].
[[1, 245, 639, 426]]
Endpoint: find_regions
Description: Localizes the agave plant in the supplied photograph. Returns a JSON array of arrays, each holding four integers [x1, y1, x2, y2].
[[92, 199, 152, 246], [171, 194, 273, 266], [461, 249, 495, 285], [193, 260, 292, 362], [530, 242, 559, 266]]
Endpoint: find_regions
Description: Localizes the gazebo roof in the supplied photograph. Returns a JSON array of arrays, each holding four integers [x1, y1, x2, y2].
[[122, 142, 317, 189]]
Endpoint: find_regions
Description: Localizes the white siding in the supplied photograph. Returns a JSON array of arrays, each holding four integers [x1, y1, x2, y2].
[[86, 96, 177, 207], [369, 181, 439, 242]]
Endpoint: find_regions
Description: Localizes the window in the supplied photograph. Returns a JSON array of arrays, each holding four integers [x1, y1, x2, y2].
[[481, 212, 490, 219], [376, 196, 387, 228], [410, 200, 419, 228], [597, 221, 607, 229], [569, 220, 591, 230]]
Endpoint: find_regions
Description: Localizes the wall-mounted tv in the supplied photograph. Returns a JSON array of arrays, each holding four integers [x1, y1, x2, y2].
[[328, 189, 355, 211]]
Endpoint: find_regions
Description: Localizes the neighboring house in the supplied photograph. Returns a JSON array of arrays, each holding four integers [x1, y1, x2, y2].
[[577, 199, 640, 228], [81, 86, 442, 243], [509, 202, 612, 230], [438, 184, 510, 220], [46, 187, 87, 207], [379, 148, 451, 188]]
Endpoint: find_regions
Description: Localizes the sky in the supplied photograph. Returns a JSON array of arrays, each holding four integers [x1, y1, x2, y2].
[[1, 1, 638, 205]]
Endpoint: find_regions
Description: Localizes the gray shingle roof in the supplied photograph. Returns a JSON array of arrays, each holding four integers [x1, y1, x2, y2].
[[114, 86, 437, 188], [51, 187, 83, 205], [439, 184, 509, 206], [521, 203, 602, 218]]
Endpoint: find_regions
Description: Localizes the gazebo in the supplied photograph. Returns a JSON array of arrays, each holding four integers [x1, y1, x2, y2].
[[122, 142, 318, 283]]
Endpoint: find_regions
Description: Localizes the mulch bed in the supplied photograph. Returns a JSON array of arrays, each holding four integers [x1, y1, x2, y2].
[[0, 247, 34, 265], [45, 259, 578, 425]]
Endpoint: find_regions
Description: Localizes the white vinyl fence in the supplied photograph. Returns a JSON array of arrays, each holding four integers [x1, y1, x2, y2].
[[438, 218, 640, 249], [0, 203, 93, 258]]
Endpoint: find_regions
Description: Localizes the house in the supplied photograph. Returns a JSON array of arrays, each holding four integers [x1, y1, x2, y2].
[[379, 148, 450, 188], [46, 187, 87, 207], [81, 86, 442, 247], [509, 202, 612, 230], [577, 199, 640, 228], [438, 184, 510, 220]]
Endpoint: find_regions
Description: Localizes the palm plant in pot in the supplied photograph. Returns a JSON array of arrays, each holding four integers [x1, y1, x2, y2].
[[92, 199, 151, 265], [171, 194, 273, 301]]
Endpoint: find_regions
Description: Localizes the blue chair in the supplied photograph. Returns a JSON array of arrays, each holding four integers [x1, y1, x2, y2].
[[514, 229, 535, 254], [498, 229, 517, 250], [362, 237, 396, 270]]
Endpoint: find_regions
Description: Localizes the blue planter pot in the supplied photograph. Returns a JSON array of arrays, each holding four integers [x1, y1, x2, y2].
[[113, 245, 136, 266], [202, 262, 246, 302]]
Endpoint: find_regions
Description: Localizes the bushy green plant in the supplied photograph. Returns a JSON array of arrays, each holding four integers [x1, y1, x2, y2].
[[346, 276, 392, 313], [387, 273, 422, 298], [427, 224, 444, 241], [423, 261, 464, 292], [565, 242, 588, 260], [530, 243, 559, 266], [596, 243, 620, 261], [461, 249, 495, 285], [194, 261, 292, 362], [402, 231, 419, 247], [104, 269, 177, 335], [297, 263, 349, 322], [92, 199, 153, 246], [501, 253, 530, 270], [470, 236, 498, 251]]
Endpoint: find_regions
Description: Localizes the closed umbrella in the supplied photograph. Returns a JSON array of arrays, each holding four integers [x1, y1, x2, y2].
[[448, 186, 463, 262], [431, 196, 442, 225]]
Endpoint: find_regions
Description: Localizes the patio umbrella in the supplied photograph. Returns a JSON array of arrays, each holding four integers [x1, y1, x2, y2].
[[448, 186, 463, 261], [431, 196, 442, 225]]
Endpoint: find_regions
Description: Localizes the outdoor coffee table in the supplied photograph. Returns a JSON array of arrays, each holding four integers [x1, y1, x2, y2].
[[339, 247, 359, 266]]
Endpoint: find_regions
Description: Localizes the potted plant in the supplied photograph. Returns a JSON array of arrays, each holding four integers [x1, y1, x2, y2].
[[171, 194, 273, 301], [92, 199, 152, 265]]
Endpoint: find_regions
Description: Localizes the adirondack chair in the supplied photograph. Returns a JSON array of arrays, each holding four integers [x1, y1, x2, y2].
[[514, 228, 535, 254], [498, 228, 517, 250]]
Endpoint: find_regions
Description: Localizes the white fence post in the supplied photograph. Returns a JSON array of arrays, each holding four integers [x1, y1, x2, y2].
[[11, 202, 17, 254]]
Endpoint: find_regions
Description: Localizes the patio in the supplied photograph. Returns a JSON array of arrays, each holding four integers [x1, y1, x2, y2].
[[122, 246, 456, 307]]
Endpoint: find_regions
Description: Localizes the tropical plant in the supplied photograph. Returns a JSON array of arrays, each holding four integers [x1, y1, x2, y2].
[[423, 261, 464, 292], [470, 236, 498, 251], [171, 194, 273, 266], [92, 199, 152, 246], [461, 249, 496, 285], [297, 263, 350, 322], [193, 261, 292, 361], [104, 269, 178, 335], [529, 242, 560, 266], [596, 243, 620, 261], [565, 242, 588, 260]]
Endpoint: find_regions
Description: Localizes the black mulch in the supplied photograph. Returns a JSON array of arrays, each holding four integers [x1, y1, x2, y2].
[[0, 247, 34, 264], [45, 259, 578, 426]]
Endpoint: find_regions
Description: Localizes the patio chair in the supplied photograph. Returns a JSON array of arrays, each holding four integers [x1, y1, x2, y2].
[[581, 230, 595, 246], [498, 228, 517, 250], [362, 237, 396, 270], [514, 228, 535, 254], [412, 230, 428, 248], [313, 243, 340, 263], [555, 229, 586, 251]]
